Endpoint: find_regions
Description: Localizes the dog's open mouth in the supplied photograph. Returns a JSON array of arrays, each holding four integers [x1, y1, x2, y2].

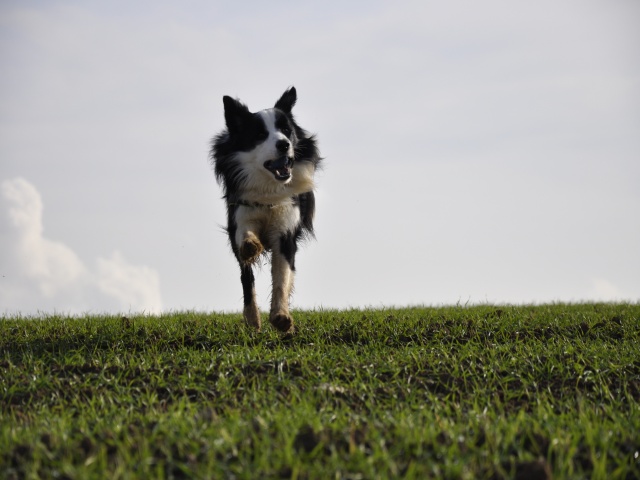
[[264, 156, 293, 181]]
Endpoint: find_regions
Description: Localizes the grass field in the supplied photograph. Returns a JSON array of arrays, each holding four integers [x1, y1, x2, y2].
[[1, 304, 639, 479]]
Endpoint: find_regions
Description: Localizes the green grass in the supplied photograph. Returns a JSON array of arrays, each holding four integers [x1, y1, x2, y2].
[[1, 304, 639, 479]]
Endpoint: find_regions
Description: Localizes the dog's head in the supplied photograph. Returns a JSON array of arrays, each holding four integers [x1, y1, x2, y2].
[[222, 87, 299, 184]]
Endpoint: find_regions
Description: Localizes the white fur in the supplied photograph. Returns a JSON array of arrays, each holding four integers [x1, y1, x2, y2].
[[270, 250, 294, 319], [234, 202, 301, 251], [234, 109, 314, 205], [260, 109, 293, 157]]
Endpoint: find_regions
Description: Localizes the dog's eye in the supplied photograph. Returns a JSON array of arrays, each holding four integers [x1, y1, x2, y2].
[[281, 126, 291, 136], [257, 130, 268, 141]]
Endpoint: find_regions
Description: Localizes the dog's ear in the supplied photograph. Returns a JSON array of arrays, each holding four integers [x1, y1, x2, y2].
[[274, 87, 297, 114], [223, 96, 251, 133]]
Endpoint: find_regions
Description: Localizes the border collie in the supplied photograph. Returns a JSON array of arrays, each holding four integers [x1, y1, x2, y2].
[[210, 87, 321, 333]]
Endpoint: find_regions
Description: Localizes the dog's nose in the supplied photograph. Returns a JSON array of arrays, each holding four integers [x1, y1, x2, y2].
[[276, 139, 290, 153]]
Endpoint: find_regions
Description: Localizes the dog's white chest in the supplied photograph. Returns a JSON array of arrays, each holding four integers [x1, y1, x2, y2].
[[234, 202, 301, 249]]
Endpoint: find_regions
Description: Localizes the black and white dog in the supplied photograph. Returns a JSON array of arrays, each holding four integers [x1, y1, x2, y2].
[[210, 87, 321, 333]]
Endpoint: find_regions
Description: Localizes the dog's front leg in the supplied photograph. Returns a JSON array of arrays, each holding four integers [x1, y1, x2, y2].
[[233, 214, 263, 329], [234, 214, 264, 265], [236, 229, 263, 265], [269, 233, 297, 333], [234, 207, 265, 265], [240, 264, 261, 330]]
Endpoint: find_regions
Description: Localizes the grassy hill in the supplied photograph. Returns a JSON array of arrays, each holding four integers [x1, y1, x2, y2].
[[1, 304, 639, 479]]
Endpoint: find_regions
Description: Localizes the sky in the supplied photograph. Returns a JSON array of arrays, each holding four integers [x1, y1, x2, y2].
[[1, 0, 639, 316]]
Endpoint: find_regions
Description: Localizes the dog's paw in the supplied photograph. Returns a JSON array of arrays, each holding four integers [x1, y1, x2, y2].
[[239, 234, 263, 265], [270, 312, 295, 334], [244, 303, 261, 331]]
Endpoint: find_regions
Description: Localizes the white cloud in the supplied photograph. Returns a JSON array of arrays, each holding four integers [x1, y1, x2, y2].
[[2, 178, 85, 297], [96, 251, 163, 314], [0, 178, 163, 315]]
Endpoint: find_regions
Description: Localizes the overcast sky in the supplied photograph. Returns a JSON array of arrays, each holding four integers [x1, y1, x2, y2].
[[1, 0, 639, 316]]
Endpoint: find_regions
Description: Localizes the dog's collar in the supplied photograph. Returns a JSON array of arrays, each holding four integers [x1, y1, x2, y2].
[[230, 196, 301, 209], [231, 199, 281, 209]]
